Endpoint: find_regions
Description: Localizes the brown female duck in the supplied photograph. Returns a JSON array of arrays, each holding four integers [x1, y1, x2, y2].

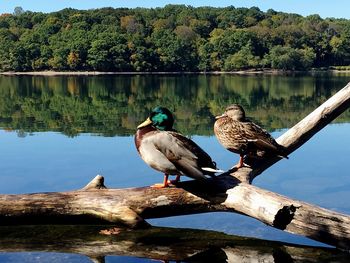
[[135, 106, 221, 188], [214, 104, 288, 169]]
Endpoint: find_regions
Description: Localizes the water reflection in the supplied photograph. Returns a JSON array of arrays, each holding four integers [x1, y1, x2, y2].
[[0, 74, 349, 137], [1, 74, 350, 262], [0, 225, 349, 263]]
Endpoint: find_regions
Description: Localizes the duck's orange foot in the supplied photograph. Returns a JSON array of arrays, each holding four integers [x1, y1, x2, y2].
[[151, 182, 174, 188], [231, 155, 245, 169], [151, 174, 178, 188]]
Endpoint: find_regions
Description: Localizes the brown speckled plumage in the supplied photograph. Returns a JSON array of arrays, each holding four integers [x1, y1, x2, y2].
[[214, 104, 287, 168]]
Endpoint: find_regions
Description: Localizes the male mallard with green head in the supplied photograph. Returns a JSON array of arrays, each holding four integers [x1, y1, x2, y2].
[[214, 104, 288, 169], [135, 106, 220, 188]]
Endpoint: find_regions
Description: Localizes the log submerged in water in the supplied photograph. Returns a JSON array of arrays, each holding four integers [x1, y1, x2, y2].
[[0, 82, 350, 249]]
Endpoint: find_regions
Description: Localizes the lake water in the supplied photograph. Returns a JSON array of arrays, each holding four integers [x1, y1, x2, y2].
[[0, 73, 350, 262]]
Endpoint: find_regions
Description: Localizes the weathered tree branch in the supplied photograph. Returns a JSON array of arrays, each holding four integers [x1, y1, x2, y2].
[[0, 83, 349, 249], [244, 81, 350, 182]]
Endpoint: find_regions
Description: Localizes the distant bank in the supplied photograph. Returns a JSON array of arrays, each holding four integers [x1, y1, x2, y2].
[[1, 69, 350, 76]]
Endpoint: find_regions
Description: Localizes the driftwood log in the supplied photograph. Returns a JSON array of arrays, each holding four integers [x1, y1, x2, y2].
[[0, 82, 349, 250]]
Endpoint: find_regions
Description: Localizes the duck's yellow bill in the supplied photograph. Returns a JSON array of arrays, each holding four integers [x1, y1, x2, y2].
[[137, 117, 152, 129]]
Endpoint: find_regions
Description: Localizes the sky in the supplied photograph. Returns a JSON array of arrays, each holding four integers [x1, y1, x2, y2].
[[0, 0, 350, 19]]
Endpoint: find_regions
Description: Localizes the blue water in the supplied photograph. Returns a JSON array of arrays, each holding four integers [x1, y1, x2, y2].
[[1, 123, 349, 253], [0, 253, 150, 263], [1, 72, 349, 261]]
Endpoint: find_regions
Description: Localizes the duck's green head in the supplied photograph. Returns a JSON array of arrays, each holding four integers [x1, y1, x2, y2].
[[137, 107, 174, 131]]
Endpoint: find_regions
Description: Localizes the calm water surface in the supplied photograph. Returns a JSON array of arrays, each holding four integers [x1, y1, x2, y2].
[[0, 73, 349, 262]]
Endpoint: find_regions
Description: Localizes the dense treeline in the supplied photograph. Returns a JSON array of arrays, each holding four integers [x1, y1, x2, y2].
[[1, 5, 350, 72], [1, 74, 349, 136]]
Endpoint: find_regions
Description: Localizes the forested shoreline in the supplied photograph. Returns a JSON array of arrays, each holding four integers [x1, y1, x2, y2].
[[1, 5, 350, 72]]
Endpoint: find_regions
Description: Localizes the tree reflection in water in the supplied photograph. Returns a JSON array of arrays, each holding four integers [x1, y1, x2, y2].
[[0, 74, 349, 137]]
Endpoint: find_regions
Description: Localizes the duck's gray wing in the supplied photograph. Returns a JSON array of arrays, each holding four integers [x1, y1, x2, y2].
[[153, 132, 208, 180]]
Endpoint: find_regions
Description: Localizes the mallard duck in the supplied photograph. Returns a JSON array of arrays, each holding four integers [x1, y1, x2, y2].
[[214, 104, 288, 168], [135, 106, 221, 188]]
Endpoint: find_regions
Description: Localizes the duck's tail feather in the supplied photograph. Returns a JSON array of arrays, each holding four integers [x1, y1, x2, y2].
[[202, 167, 225, 173], [248, 139, 289, 159]]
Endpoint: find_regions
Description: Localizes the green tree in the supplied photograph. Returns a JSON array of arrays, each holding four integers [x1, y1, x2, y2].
[[0, 28, 16, 71], [1, 5, 350, 72], [67, 51, 81, 70], [224, 43, 261, 70], [120, 15, 143, 34], [87, 33, 130, 71], [174, 25, 198, 42], [152, 28, 198, 71], [330, 24, 350, 65], [265, 45, 315, 70], [198, 40, 213, 71], [13, 7, 25, 16], [129, 35, 159, 71]]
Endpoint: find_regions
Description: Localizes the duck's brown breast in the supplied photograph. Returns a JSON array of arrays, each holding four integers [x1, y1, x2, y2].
[[214, 117, 247, 154], [135, 125, 157, 153]]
